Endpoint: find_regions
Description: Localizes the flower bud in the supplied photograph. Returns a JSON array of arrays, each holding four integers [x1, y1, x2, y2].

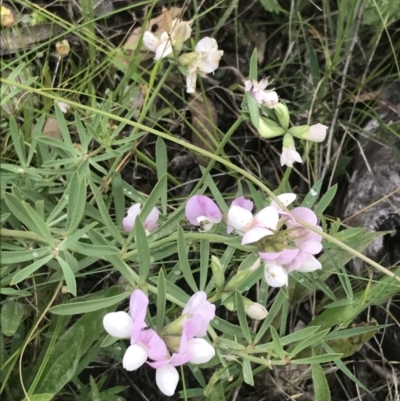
[[249, 257, 261, 271], [258, 117, 286, 138], [161, 314, 187, 336], [224, 270, 252, 292], [287, 125, 309, 137], [186, 338, 215, 364], [1, 6, 15, 27], [211, 255, 225, 290], [243, 299, 268, 320], [273, 102, 290, 130]]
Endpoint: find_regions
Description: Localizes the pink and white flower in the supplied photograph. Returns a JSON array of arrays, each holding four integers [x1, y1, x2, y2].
[[227, 196, 254, 234], [244, 78, 279, 108], [122, 203, 160, 234], [227, 203, 279, 245], [185, 195, 222, 232], [103, 289, 149, 341]]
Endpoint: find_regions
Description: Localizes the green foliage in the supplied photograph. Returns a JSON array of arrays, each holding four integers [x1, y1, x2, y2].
[[1, 0, 399, 400]]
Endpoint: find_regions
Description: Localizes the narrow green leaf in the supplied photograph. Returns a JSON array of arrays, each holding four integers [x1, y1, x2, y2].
[[177, 225, 198, 292], [0, 288, 31, 296], [312, 362, 331, 401], [156, 137, 168, 215], [140, 174, 167, 221], [9, 116, 26, 166], [291, 353, 342, 364], [306, 37, 321, 88], [55, 104, 73, 146], [112, 173, 125, 227], [199, 239, 210, 291], [59, 222, 98, 251], [90, 183, 124, 245], [242, 358, 254, 386], [288, 329, 329, 359], [235, 292, 252, 344], [67, 172, 87, 234], [135, 216, 151, 281], [27, 394, 54, 401], [254, 289, 286, 344], [270, 326, 286, 360], [156, 270, 166, 332], [1, 300, 25, 336], [247, 94, 260, 129], [11, 255, 54, 285], [249, 48, 258, 80], [1, 247, 50, 264], [56, 256, 77, 296], [50, 291, 131, 315], [280, 326, 320, 346], [315, 184, 337, 216], [302, 179, 322, 208], [4, 193, 49, 243]]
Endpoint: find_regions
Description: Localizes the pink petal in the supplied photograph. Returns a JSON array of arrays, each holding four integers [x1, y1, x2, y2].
[[139, 329, 169, 362], [232, 196, 253, 211], [244, 80, 252, 91], [185, 195, 222, 225], [242, 226, 274, 245], [144, 207, 160, 232], [129, 289, 149, 342], [259, 249, 299, 264], [122, 203, 141, 232]]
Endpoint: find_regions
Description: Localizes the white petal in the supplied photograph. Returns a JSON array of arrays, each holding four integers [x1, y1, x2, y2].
[[297, 256, 322, 272], [254, 206, 279, 230], [186, 338, 215, 364], [143, 32, 161, 52], [264, 262, 288, 287], [196, 50, 223, 73], [242, 226, 274, 244], [103, 311, 133, 339], [196, 216, 214, 232], [156, 365, 179, 396], [186, 71, 197, 93], [122, 344, 148, 371], [270, 193, 297, 210], [155, 41, 173, 60], [227, 205, 254, 234], [195, 37, 218, 52]]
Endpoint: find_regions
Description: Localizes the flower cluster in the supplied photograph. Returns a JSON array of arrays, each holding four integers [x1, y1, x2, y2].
[[143, 9, 223, 94], [184, 193, 323, 287], [244, 78, 328, 168], [103, 290, 215, 396]]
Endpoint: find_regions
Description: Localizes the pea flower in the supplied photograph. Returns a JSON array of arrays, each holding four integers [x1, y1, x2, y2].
[[280, 133, 302, 168], [103, 289, 149, 341], [227, 204, 280, 245], [185, 195, 222, 232], [143, 18, 193, 60], [244, 78, 279, 108], [122, 203, 160, 234], [259, 207, 323, 287], [178, 37, 223, 93]]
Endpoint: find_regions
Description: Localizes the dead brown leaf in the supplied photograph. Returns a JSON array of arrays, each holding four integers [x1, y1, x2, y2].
[[190, 94, 219, 167], [42, 118, 62, 140]]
